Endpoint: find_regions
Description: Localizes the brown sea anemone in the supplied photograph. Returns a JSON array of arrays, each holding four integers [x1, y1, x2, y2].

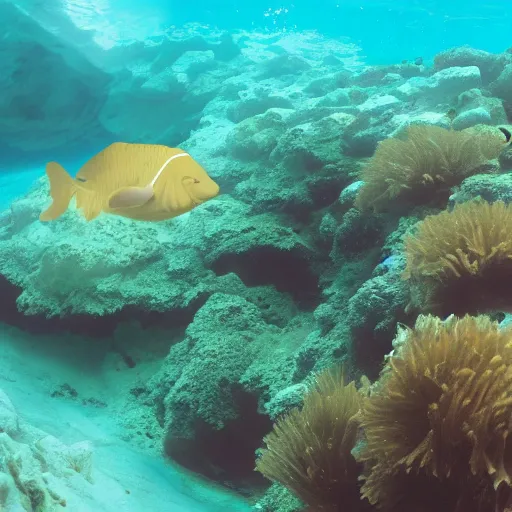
[[403, 200, 512, 317], [355, 124, 507, 212], [357, 314, 512, 510], [255, 366, 369, 511]]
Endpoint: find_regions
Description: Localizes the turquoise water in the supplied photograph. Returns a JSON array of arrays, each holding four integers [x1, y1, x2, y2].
[[4, 0, 509, 202], [2, 0, 512, 511], [194, 1, 509, 63], [102, 0, 511, 63]]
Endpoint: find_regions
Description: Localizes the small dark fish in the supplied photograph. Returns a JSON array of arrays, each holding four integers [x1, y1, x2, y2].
[[499, 126, 512, 143], [414, 56, 424, 66], [446, 108, 457, 122], [401, 59, 408, 64]]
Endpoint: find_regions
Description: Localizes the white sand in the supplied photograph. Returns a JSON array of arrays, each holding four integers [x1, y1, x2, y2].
[[0, 324, 252, 512]]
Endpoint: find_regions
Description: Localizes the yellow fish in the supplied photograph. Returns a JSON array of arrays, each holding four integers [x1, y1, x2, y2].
[[39, 142, 220, 222]]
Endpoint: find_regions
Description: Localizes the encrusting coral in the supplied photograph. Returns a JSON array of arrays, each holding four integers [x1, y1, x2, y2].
[[255, 366, 369, 512], [355, 124, 507, 212], [402, 200, 512, 316], [357, 314, 512, 512]]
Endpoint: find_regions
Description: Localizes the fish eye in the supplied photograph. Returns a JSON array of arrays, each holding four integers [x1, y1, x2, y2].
[[194, 178, 200, 184]]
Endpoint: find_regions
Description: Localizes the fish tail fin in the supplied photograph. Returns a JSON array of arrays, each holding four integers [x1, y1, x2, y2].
[[39, 162, 76, 221]]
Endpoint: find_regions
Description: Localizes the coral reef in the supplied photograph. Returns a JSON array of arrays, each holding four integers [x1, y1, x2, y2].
[[0, 193, 316, 317], [347, 254, 411, 379], [3, 10, 512, 510], [139, 292, 336, 488], [449, 172, 512, 204]]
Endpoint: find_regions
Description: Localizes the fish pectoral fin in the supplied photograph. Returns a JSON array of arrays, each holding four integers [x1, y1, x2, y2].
[[108, 185, 154, 209]]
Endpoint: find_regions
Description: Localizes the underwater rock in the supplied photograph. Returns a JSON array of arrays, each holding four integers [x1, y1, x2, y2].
[[303, 71, 352, 97], [314, 88, 352, 107], [0, 389, 18, 437], [318, 212, 338, 247], [340, 93, 407, 157], [227, 88, 294, 124], [500, 142, 512, 169], [330, 208, 385, 259], [171, 50, 218, 86], [235, 158, 353, 221], [489, 63, 512, 104], [99, 72, 188, 145], [0, 211, 214, 317], [454, 88, 507, 129], [380, 215, 425, 259], [449, 173, 512, 205], [140, 67, 189, 96], [357, 94, 402, 116], [269, 114, 352, 172], [5, 188, 43, 233], [257, 53, 312, 79], [347, 254, 411, 378], [144, 290, 339, 488], [241, 322, 316, 416], [390, 111, 451, 137], [178, 197, 319, 302], [342, 124, 390, 157], [0, 2, 111, 155], [338, 181, 364, 214], [144, 31, 239, 75], [451, 107, 492, 130], [0, 390, 96, 510], [233, 165, 313, 218], [252, 482, 304, 512], [99, 57, 236, 146], [0, 433, 66, 510], [153, 293, 275, 437], [290, 322, 353, 384], [347, 87, 371, 105], [350, 63, 421, 88], [149, 293, 310, 486], [0, 187, 316, 317], [396, 65, 482, 104], [342, 110, 401, 157], [285, 104, 358, 126], [382, 72, 403, 84], [0, 3, 243, 158], [434, 45, 510, 84], [233, 113, 357, 219], [265, 383, 307, 421], [225, 109, 288, 160], [0, 14, 366, 165]]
